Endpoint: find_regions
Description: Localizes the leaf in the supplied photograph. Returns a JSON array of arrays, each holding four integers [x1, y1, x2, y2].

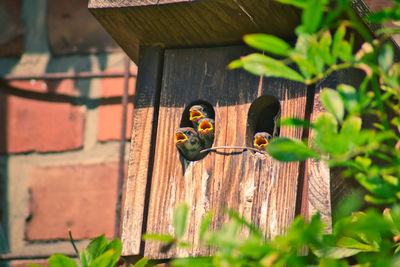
[[302, 0, 323, 33], [320, 88, 344, 121], [267, 137, 320, 162], [142, 233, 175, 243], [88, 250, 117, 267], [364, 194, 396, 204], [86, 235, 108, 259], [48, 254, 78, 267], [241, 53, 305, 82], [340, 116, 362, 145], [274, 0, 308, 9], [332, 24, 346, 62], [104, 238, 122, 259], [199, 211, 213, 241], [28, 264, 45, 267], [227, 59, 243, 69], [80, 250, 92, 267], [337, 84, 358, 114], [243, 34, 291, 56], [280, 118, 311, 128], [318, 31, 333, 65], [174, 203, 188, 239], [337, 237, 378, 252], [172, 256, 214, 267], [312, 246, 361, 259], [379, 43, 394, 72], [135, 257, 149, 267]]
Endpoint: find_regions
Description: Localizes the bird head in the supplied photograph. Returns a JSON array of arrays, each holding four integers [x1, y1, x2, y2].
[[198, 118, 214, 135], [253, 132, 272, 150], [189, 105, 207, 122]]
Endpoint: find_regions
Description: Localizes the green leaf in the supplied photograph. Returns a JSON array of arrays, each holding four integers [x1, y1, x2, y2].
[[80, 250, 92, 267], [267, 137, 319, 162], [379, 43, 394, 72], [320, 88, 344, 121], [199, 211, 213, 241], [241, 53, 305, 82], [364, 194, 396, 204], [28, 264, 45, 267], [142, 233, 175, 243], [318, 31, 333, 65], [86, 235, 108, 259], [313, 245, 361, 259], [172, 256, 214, 267], [227, 59, 243, 69], [280, 118, 311, 128], [135, 257, 149, 267], [337, 84, 358, 114], [302, 0, 323, 33], [332, 24, 346, 62], [48, 255, 78, 267], [88, 250, 117, 267], [104, 238, 121, 259], [174, 203, 188, 239], [337, 237, 378, 252], [336, 41, 352, 62], [274, 0, 308, 9], [340, 116, 361, 145], [243, 34, 291, 56]]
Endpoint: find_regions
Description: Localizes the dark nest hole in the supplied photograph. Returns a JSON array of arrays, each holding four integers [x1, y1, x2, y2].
[[178, 100, 215, 161], [246, 95, 280, 152]]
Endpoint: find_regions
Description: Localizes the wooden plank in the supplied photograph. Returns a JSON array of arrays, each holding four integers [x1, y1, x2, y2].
[[88, 0, 301, 62], [142, 46, 308, 259], [120, 46, 164, 256], [305, 83, 332, 232]]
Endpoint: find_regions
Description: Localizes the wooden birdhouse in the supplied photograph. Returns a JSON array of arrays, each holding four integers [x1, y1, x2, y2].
[[88, 0, 376, 262]]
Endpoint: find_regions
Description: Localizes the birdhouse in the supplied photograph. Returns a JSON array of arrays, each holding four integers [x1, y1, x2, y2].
[[88, 0, 376, 261]]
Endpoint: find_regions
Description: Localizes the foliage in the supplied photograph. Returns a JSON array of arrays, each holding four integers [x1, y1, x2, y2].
[[29, 234, 122, 267], [143, 0, 400, 266]]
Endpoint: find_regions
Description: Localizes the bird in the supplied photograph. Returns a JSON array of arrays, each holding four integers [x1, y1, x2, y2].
[[253, 132, 272, 152], [272, 109, 281, 138], [196, 118, 215, 148], [189, 105, 211, 127], [174, 127, 204, 161]]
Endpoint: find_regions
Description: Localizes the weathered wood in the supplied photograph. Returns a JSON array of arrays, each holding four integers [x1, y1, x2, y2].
[[129, 46, 308, 259], [305, 82, 332, 232], [121, 46, 164, 256], [88, 0, 301, 62]]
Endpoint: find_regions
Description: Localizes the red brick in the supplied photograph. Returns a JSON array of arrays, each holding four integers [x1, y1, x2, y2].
[[97, 68, 136, 142], [25, 161, 125, 240], [1, 80, 84, 153], [10, 259, 49, 267]]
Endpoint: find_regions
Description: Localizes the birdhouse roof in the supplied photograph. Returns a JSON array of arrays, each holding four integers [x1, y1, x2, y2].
[[88, 0, 378, 63]]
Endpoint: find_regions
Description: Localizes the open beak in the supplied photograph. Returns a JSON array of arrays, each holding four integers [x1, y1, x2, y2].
[[190, 110, 203, 121], [254, 136, 268, 149], [174, 132, 188, 144], [198, 120, 213, 134]]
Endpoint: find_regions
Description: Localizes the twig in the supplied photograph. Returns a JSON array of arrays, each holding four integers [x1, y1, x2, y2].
[[69, 230, 79, 257], [200, 146, 267, 154]]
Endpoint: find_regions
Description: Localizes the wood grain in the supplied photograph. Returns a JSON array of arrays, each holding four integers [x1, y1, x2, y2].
[[139, 46, 308, 259], [88, 0, 301, 62], [120, 46, 164, 256]]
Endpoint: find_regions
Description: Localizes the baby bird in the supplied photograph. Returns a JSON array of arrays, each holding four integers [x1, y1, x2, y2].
[[197, 118, 215, 148], [189, 105, 211, 127], [174, 127, 204, 161], [253, 132, 272, 152]]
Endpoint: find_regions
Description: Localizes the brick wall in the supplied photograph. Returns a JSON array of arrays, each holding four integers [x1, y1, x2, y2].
[[0, 1, 136, 266]]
